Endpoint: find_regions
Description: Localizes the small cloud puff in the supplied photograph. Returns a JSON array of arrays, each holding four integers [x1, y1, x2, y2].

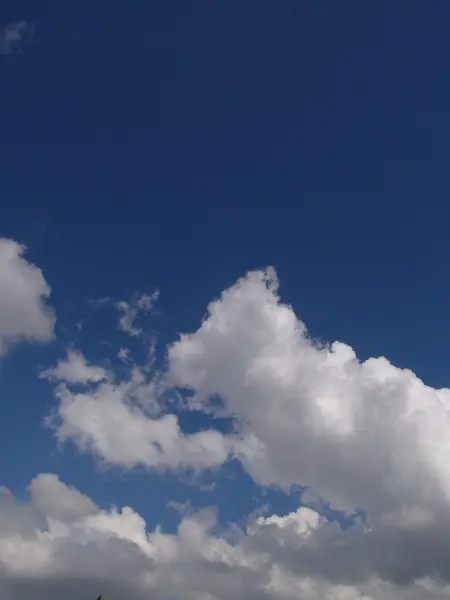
[[116, 290, 159, 337], [41, 350, 108, 385], [0, 238, 55, 356], [0, 21, 33, 56]]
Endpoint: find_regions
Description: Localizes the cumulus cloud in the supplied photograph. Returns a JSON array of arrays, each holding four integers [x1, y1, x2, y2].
[[167, 267, 450, 586], [0, 21, 32, 56], [168, 269, 450, 518], [46, 357, 233, 470], [1, 473, 448, 600], [42, 267, 450, 591], [0, 238, 55, 356]]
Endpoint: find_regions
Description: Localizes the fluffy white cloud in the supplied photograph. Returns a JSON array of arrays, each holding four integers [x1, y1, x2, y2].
[[1, 474, 448, 600], [0, 238, 55, 356], [28, 474, 97, 523], [41, 350, 108, 384], [167, 268, 450, 585], [47, 363, 232, 470], [168, 268, 450, 518], [43, 267, 450, 590]]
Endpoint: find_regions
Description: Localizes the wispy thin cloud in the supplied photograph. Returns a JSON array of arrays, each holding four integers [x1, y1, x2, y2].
[[0, 20, 32, 56]]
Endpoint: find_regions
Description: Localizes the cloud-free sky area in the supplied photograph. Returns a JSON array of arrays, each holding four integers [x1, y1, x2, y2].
[[2, 1, 450, 599]]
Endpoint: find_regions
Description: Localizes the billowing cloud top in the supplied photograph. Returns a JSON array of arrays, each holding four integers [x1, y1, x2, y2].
[[169, 268, 450, 519]]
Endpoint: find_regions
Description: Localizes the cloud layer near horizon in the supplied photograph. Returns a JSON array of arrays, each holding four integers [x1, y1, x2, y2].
[[3, 236, 450, 599], [1, 473, 450, 600]]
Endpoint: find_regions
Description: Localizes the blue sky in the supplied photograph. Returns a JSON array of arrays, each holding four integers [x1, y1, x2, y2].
[[2, 2, 450, 600]]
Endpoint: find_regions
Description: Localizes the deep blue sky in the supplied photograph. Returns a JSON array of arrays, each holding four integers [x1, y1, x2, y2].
[[2, 0, 450, 529]]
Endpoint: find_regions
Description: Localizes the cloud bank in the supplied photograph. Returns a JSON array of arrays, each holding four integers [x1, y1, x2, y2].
[[43, 267, 450, 595], [3, 238, 450, 599], [1, 473, 449, 600]]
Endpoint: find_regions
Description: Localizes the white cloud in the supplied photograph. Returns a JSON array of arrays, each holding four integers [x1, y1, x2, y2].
[[48, 363, 233, 470], [166, 268, 450, 585], [42, 267, 450, 590], [0, 21, 30, 56], [1, 474, 449, 600], [27, 474, 97, 523], [168, 268, 450, 519], [41, 350, 108, 384], [116, 290, 159, 337], [0, 238, 55, 356]]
